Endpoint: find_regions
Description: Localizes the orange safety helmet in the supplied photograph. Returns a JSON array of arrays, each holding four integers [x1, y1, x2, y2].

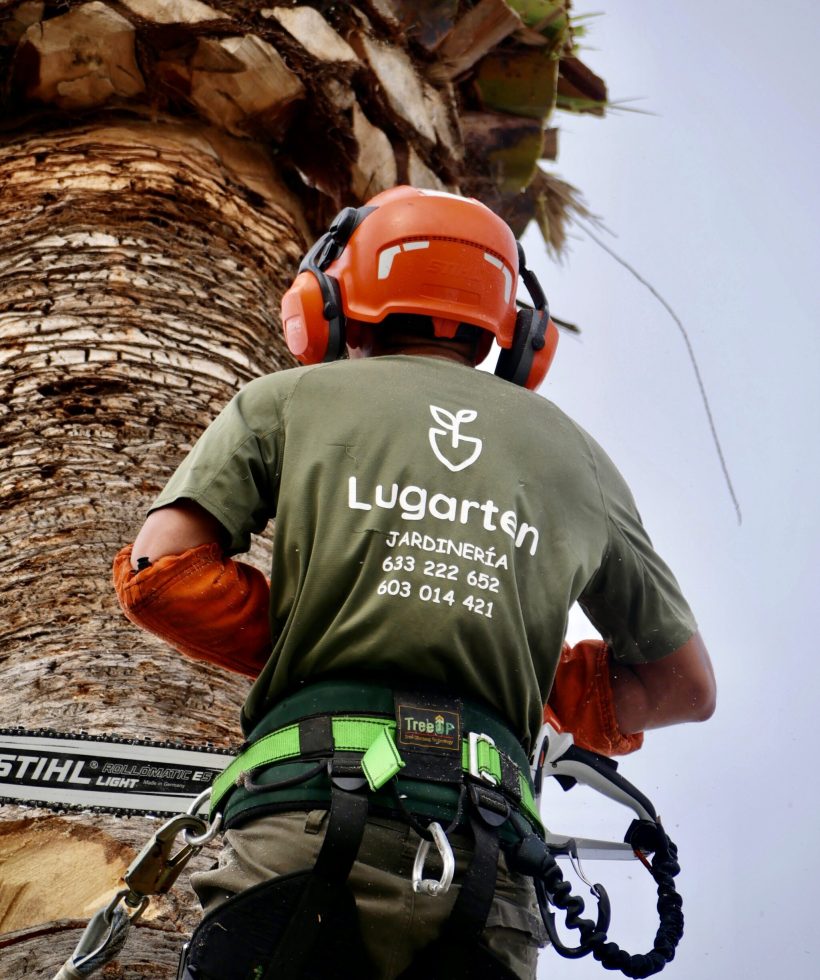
[[280, 186, 558, 390]]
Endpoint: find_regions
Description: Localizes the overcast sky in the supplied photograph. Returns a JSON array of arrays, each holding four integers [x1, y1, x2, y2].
[[520, 3, 820, 978]]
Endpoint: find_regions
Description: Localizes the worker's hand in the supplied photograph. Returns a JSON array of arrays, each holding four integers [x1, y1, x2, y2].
[[547, 640, 644, 756], [113, 542, 271, 678]]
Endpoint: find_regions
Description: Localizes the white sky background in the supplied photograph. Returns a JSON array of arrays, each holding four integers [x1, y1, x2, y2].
[[516, 3, 820, 978]]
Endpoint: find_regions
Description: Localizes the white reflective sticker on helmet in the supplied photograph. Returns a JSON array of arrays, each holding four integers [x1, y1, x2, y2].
[[377, 245, 402, 280], [483, 253, 513, 303], [417, 189, 468, 202], [378, 241, 430, 279]]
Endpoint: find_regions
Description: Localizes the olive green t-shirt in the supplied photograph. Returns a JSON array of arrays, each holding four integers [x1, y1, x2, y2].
[[152, 356, 696, 752]]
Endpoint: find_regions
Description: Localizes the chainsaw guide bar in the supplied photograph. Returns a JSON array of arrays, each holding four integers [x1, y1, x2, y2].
[[0, 728, 236, 816]]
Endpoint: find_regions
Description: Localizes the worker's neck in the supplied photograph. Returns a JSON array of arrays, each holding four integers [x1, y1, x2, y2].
[[387, 342, 474, 365], [350, 336, 476, 366]]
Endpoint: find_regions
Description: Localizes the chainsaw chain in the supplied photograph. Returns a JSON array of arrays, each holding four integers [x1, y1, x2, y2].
[[0, 795, 187, 818], [0, 726, 240, 755]]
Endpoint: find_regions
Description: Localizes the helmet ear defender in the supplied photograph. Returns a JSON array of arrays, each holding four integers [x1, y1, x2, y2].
[[281, 206, 373, 364], [281, 192, 558, 390], [494, 243, 559, 390]]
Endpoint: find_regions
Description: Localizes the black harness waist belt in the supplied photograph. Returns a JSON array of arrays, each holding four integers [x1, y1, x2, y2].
[[210, 680, 541, 835]]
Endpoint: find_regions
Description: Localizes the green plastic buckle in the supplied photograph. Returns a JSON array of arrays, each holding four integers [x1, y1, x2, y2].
[[361, 727, 406, 791]]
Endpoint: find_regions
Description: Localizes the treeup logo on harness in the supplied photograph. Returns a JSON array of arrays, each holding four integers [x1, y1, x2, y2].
[[428, 405, 483, 472]]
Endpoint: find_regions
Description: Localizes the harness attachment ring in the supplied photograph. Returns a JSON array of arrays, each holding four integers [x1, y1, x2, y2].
[[182, 788, 222, 847]]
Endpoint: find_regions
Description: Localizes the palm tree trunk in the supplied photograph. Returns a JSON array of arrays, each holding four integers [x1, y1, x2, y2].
[[0, 117, 307, 977]]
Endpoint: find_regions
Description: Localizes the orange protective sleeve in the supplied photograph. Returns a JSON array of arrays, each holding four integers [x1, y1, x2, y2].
[[112, 543, 271, 678], [546, 639, 644, 756]]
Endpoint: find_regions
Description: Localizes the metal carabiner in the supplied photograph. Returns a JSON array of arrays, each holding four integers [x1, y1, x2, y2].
[[565, 840, 596, 893], [549, 837, 611, 929], [123, 811, 208, 900], [52, 797, 221, 980], [412, 821, 455, 897], [182, 787, 223, 847]]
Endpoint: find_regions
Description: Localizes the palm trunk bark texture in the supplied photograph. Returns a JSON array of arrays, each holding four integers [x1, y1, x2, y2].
[[0, 119, 305, 977]]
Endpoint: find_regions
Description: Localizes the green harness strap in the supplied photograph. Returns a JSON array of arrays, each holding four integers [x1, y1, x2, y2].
[[210, 714, 540, 829]]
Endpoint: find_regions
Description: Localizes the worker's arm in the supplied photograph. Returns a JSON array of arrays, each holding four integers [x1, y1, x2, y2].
[[131, 500, 226, 568], [610, 631, 716, 734], [113, 501, 271, 677], [547, 632, 716, 756]]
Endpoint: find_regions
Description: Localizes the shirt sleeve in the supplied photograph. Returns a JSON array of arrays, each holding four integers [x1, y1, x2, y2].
[[149, 374, 289, 555], [578, 436, 697, 664]]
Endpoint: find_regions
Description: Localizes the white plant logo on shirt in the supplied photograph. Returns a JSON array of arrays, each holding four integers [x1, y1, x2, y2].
[[428, 405, 483, 472]]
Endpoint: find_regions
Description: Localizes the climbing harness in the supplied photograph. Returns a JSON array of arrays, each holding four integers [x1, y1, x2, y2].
[[43, 682, 683, 979], [177, 681, 683, 979]]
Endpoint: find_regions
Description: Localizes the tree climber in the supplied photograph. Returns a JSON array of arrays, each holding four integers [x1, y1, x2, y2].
[[113, 186, 716, 980]]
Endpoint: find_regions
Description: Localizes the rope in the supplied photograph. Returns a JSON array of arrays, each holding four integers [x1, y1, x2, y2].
[[73, 907, 131, 975], [52, 906, 131, 979], [579, 221, 742, 526]]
